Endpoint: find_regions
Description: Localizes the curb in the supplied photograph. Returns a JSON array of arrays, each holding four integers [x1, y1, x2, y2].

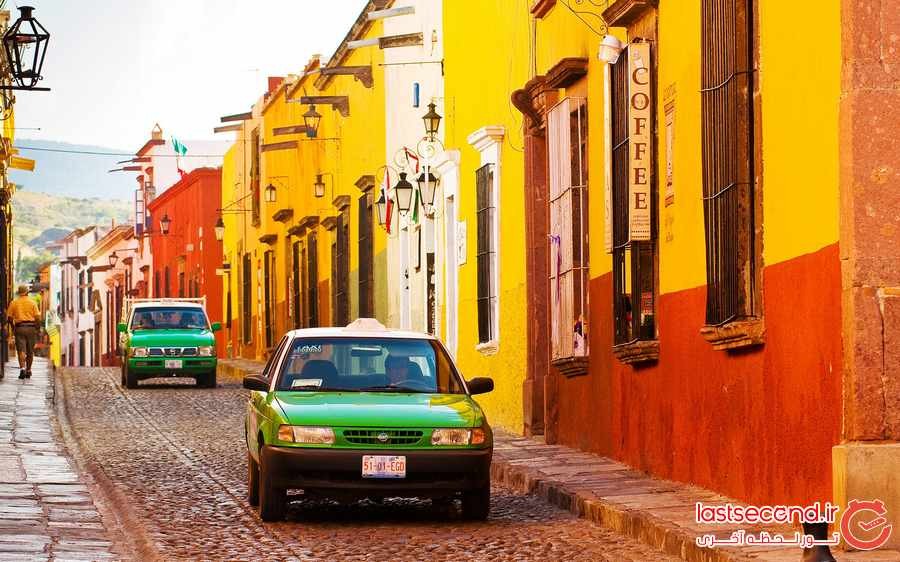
[[490, 457, 749, 562]]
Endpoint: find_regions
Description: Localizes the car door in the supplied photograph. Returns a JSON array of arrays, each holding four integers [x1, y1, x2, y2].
[[247, 335, 290, 456]]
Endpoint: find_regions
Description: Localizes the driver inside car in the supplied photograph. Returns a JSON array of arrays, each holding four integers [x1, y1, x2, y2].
[[384, 354, 410, 385]]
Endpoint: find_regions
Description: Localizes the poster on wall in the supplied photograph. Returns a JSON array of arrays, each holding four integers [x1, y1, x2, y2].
[[628, 42, 652, 241]]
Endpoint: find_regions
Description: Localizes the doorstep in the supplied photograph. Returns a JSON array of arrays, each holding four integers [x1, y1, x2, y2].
[[491, 433, 900, 562]]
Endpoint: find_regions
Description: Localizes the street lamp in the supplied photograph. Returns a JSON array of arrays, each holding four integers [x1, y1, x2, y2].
[[416, 170, 440, 208], [303, 104, 322, 139], [264, 183, 277, 203], [214, 216, 225, 241], [2, 6, 50, 90], [314, 174, 326, 198], [375, 192, 387, 226], [160, 213, 171, 235], [393, 172, 414, 215], [108, 251, 118, 267], [422, 102, 441, 141]]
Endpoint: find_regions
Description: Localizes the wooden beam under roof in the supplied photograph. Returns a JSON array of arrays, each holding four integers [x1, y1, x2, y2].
[[220, 111, 253, 123]]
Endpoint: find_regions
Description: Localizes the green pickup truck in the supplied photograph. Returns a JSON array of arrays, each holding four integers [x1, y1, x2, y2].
[[118, 298, 221, 389]]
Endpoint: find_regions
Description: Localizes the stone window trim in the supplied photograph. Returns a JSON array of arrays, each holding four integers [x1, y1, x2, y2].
[[552, 356, 589, 377], [467, 125, 505, 356], [700, 317, 765, 351], [613, 339, 659, 364]]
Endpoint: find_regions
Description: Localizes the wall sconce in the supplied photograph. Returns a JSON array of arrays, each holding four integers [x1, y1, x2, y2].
[[422, 102, 441, 141], [160, 213, 172, 235], [108, 251, 119, 267], [375, 192, 387, 226], [303, 104, 322, 139], [598, 34, 625, 64], [2, 6, 51, 91], [214, 216, 225, 241], [416, 169, 440, 208], [264, 183, 277, 203]]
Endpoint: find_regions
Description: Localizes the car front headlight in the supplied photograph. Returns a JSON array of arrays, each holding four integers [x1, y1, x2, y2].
[[277, 425, 335, 444], [199, 346, 215, 357], [132, 347, 148, 358], [431, 428, 471, 446]]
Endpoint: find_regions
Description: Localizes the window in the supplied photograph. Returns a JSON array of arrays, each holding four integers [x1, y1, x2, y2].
[[548, 97, 590, 364], [178, 271, 185, 298], [358, 193, 374, 318], [701, 0, 757, 326], [291, 241, 302, 329], [333, 212, 350, 326], [306, 231, 319, 328], [242, 253, 252, 344], [263, 250, 274, 348], [78, 271, 86, 312], [609, 52, 657, 349], [475, 163, 497, 344], [250, 128, 261, 226], [154, 271, 160, 298], [164, 267, 171, 298]]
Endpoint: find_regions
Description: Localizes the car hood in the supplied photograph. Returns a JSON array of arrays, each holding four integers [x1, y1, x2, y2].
[[274, 392, 483, 428], [129, 329, 215, 347]]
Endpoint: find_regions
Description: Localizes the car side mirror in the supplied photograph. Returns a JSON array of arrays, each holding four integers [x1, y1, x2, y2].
[[211, 322, 222, 332], [467, 377, 494, 395], [117, 323, 127, 333], [243, 374, 270, 392]]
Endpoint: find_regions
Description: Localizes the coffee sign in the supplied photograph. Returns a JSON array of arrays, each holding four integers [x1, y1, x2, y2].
[[628, 42, 652, 241]]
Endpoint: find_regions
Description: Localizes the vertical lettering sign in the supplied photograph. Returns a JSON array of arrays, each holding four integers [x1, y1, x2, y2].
[[628, 43, 652, 241]]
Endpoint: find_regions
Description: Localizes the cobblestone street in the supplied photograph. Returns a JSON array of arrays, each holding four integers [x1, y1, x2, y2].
[[58, 366, 679, 561]]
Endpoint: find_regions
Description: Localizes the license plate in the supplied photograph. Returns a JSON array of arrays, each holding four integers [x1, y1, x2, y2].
[[362, 455, 406, 479], [164, 360, 183, 369]]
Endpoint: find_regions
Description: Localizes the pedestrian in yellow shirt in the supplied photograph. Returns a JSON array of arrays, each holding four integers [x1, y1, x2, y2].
[[6, 285, 41, 379]]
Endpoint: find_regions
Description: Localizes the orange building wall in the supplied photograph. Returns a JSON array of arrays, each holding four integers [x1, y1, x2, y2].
[[554, 244, 843, 506]]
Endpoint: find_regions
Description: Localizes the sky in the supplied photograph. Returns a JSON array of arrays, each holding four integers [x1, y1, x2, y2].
[[10, 0, 369, 150]]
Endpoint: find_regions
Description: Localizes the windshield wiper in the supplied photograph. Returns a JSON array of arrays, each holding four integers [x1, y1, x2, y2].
[[290, 385, 356, 392], [358, 385, 419, 393]]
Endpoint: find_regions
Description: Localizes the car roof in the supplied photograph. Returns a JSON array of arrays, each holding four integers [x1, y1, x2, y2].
[[284, 318, 437, 341], [132, 302, 205, 309]]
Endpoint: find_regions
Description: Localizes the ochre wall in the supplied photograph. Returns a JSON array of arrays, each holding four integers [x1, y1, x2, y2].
[[443, 0, 532, 432]]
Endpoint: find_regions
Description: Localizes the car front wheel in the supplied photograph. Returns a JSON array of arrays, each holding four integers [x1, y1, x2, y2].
[[461, 481, 490, 520], [258, 447, 286, 521], [247, 451, 260, 506], [124, 364, 139, 389]]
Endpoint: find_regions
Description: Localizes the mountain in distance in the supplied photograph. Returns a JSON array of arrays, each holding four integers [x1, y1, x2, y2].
[[9, 139, 138, 200]]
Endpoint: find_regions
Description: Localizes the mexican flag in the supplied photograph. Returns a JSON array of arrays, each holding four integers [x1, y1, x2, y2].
[[172, 136, 188, 178]]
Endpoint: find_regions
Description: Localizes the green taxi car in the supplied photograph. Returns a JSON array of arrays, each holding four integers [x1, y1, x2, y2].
[[118, 299, 221, 389], [243, 318, 494, 522]]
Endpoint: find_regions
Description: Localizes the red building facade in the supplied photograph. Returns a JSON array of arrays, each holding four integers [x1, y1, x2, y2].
[[147, 168, 225, 355]]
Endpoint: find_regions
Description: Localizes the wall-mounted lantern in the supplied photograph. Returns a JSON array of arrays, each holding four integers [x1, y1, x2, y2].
[[303, 104, 322, 139], [264, 183, 277, 203], [422, 102, 441, 141], [416, 170, 440, 208], [375, 192, 387, 226], [214, 216, 225, 241], [108, 251, 119, 267], [314, 174, 326, 198], [2, 6, 51, 91], [160, 213, 171, 235]]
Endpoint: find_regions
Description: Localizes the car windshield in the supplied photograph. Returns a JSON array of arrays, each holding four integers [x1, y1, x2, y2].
[[275, 337, 465, 394], [131, 307, 209, 330]]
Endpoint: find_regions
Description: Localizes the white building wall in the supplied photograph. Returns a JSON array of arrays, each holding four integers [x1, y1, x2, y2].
[[383, 0, 444, 332]]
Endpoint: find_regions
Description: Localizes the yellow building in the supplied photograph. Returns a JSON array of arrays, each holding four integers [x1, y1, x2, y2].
[[439, 0, 533, 433], [221, 3, 388, 360]]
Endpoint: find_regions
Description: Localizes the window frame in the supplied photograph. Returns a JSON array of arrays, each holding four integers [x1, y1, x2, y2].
[[699, 0, 764, 349]]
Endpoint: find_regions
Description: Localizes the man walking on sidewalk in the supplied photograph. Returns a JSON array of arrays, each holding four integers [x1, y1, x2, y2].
[[6, 285, 41, 379]]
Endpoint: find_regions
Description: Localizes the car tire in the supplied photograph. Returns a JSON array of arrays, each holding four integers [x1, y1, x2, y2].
[[125, 364, 139, 389], [461, 481, 490, 520], [198, 371, 216, 389], [247, 451, 260, 507], [258, 447, 286, 521]]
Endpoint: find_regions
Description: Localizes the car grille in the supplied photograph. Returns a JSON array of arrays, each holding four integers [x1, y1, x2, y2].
[[343, 429, 423, 446], [148, 347, 199, 357]]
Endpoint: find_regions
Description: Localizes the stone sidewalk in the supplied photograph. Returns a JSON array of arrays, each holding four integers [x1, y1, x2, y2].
[[221, 357, 900, 562], [0, 358, 119, 561]]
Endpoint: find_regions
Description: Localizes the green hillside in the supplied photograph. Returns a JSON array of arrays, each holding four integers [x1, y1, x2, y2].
[[11, 189, 132, 256]]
